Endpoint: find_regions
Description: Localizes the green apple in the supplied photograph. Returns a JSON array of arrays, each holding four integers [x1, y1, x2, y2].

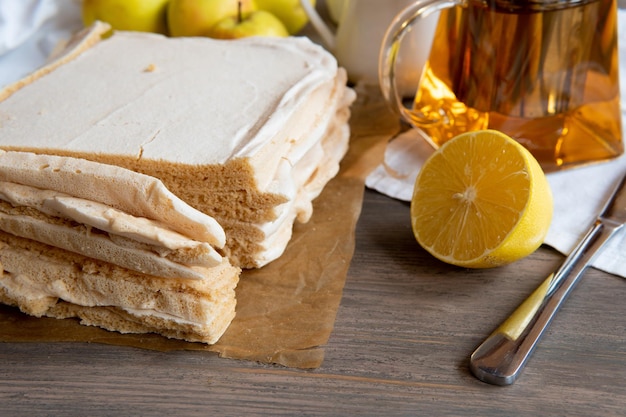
[[82, 0, 170, 34], [255, 0, 315, 35], [208, 10, 289, 39], [167, 0, 258, 37]]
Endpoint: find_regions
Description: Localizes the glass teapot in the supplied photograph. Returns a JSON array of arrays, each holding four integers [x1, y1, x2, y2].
[[379, 0, 623, 171]]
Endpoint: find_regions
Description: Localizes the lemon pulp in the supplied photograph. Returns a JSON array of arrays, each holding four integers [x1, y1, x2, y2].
[[410, 130, 553, 268]]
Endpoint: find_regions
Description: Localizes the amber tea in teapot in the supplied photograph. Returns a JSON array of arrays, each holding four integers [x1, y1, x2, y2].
[[380, 0, 622, 171]]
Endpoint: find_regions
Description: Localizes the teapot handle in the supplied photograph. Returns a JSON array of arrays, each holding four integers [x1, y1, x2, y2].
[[299, 0, 337, 50], [379, 0, 464, 122]]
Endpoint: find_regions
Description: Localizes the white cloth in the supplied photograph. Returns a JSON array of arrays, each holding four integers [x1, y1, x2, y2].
[[366, 9, 626, 278], [0, 0, 82, 88]]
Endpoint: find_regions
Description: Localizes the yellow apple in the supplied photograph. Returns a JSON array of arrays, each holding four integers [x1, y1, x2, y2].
[[208, 10, 289, 39], [326, 0, 345, 23], [82, 0, 170, 34], [167, 0, 258, 37], [255, 0, 315, 35]]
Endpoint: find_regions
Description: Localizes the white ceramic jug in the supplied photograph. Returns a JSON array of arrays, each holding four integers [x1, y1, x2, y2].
[[301, 0, 437, 96]]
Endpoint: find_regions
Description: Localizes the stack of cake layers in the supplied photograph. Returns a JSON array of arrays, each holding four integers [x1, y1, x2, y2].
[[0, 22, 355, 344]]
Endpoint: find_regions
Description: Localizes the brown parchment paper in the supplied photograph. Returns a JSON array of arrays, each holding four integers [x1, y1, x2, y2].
[[0, 85, 400, 369]]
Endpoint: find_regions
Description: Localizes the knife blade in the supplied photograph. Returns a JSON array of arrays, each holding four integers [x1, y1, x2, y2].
[[470, 171, 626, 386]]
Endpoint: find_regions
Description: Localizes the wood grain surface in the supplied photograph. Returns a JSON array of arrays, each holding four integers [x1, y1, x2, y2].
[[1, 188, 625, 416]]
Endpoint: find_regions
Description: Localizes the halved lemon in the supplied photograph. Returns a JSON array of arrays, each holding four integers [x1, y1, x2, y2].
[[410, 130, 553, 268]]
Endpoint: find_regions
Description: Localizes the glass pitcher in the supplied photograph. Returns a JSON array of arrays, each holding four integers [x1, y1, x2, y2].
[[379, 0, 623, 172]]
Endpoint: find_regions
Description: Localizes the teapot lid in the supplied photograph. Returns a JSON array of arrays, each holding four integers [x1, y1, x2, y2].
[[476, 0, 599, 12]]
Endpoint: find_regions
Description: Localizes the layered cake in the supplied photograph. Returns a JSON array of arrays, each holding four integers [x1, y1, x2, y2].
[[0, 22, 355, 343]]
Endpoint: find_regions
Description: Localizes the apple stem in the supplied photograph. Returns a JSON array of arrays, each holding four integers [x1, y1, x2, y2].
[[237, 1, 242, 24]]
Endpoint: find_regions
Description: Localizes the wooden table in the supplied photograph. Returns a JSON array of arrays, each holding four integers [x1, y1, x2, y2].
[[1, 186, 625, 416]]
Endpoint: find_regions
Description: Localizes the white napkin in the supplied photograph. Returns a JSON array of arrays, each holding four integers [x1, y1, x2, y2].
[[0, 0, 82, 88], [366, 9, 626, 278]]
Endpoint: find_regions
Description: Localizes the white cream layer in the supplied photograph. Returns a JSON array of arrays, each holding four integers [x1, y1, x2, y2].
[[0, 270, 221, 326], [0, 27, 339, 195], [0, 181, 221, 262], [0, 150, 226, 247]]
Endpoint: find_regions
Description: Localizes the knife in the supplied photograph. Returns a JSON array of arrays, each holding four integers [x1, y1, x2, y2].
[[470, 171, 626, 386]]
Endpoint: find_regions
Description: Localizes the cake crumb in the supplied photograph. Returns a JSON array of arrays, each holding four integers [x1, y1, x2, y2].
[[144, 63, 157, 73]]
